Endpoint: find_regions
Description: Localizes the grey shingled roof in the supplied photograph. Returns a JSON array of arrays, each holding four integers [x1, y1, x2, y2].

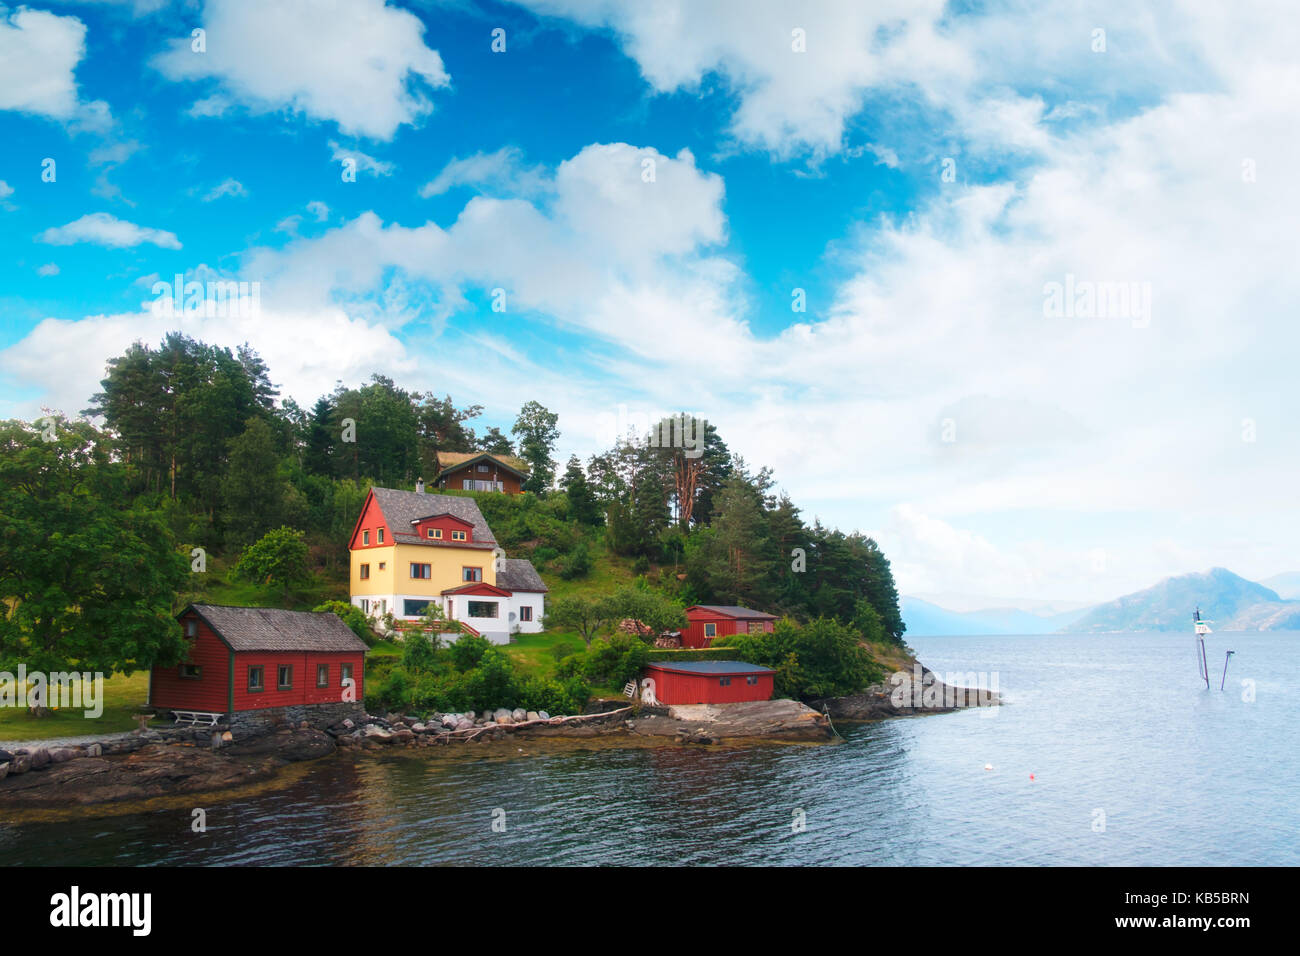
[[189, 605, 369, 653], [496, 558, 548, 593], [691, 605, 776, 620], [370, 486, 497, 549]]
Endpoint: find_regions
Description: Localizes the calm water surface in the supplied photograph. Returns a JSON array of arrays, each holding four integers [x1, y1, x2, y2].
[[2, 632, 1296, 866]]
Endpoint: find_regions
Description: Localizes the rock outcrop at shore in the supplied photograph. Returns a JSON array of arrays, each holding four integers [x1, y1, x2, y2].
[[813, 666, 1001, 721], [0, 726, 335, 809]]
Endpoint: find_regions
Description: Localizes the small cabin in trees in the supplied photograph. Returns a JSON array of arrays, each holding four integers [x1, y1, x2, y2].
[[643, 661, 776, 705], [682, 605, 778, 649]]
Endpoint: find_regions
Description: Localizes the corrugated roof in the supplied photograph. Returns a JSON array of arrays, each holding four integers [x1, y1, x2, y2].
[[371, 486, 497, 549], [189, 605, 369, 653], [689, 605, 777, 620], [496, 558, 548, 593], [646, 660, 775, 676]]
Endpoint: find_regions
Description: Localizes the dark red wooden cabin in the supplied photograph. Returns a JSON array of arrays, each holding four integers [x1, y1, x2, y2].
[[682, 605, 778, 648], [149, 604, 368, 718], [644, 661, 776, 705]]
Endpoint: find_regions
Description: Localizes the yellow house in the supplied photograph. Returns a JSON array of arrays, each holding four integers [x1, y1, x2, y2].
[[348, 482, 546, 643]]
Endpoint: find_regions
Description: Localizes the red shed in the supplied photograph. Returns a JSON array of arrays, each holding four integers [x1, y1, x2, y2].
[[644, 661, 776, 705], [149, 604, 368, 719], [682, 605, 777, 649]]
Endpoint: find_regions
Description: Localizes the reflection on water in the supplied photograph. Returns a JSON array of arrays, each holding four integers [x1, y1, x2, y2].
[[3, 632, 1297, 866]]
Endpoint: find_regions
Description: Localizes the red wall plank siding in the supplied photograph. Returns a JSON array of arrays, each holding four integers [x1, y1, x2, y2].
[[149, 612, 230, 712], [350, 491, 391, 550], [682, 609, 776, 648], [230, 651, 364, 712], [645, 665, 774, 705]]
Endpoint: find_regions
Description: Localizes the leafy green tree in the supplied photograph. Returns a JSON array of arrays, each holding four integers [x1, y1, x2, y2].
[[313, 600, 376, 647], [717, 617, 881, 700], [546, 594, 617, 648], [512, 400, 559, 493], [559, 455, 601, 525], [222, 417, 287, 546], [477, 426, 514, 456], [233, 526, 312, 596], [0, 417, 189, 678], [607, 584, 686, 638]]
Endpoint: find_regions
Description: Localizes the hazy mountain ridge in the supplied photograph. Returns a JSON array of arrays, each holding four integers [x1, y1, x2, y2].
[[901, 597, 1090, 636], [1064, 568, 1291, 633], [904, 567, 1300, 635]]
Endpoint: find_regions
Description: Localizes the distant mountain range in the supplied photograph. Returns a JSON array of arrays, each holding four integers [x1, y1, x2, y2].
[[901, 597, 1090, 636], [903, 567, 1300, 635]]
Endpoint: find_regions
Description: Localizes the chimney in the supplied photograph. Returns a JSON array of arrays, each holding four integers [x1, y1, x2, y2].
[[416, 477, 425, 494]]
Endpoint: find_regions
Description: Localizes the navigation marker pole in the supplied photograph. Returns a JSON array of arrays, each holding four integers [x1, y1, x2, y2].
[[1193, 607, 1211, 690], [1220, 650, 1235, 692]]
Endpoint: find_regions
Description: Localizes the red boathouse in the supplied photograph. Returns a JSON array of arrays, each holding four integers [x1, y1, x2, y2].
[[682, 605, 778, 648], [643, 661, 776, 705], [149, 604, 368, 722]]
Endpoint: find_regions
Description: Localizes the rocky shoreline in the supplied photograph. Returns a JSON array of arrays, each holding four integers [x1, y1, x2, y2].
[[0, 699, 832, 810], [0, 669, 996, 810]]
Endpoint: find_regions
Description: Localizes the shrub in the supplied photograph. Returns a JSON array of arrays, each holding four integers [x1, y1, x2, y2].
[[583, 632, 651, 688], [558, 541, 592, 580], [314, 600, 377, 647]]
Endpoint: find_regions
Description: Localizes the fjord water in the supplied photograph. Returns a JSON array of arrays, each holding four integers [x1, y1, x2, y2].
[[2, 632, 1296, 866]]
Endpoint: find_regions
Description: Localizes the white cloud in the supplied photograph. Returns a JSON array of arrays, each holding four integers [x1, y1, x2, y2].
[[0, 7, 109, 125], [329, 141, 395, 178], [202, 178, 248, 201], [419, 146, 547, 198], [37, 263, 60, 277], [1, 306, 414, 422], [154, 0, 450, 140], [0, 180, 13, 199], [306, 200, 329, 221], [38, 212, 181, 249]]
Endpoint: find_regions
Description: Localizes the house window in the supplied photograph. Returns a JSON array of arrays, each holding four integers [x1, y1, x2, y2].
[[377, 528, 385, 544], [179, 664, 201, 679], [467, 601, 499, 619], [341, 663, 354, 687], [378, 562, 386, 570], [451, 530, 467, 541], [184, 618, 198, 638], [747, 676, 758, 685], [520, 606, 533, 622], [477, 464, 490, 472], [719, 677, 732, 686], [317, 664, 329, 688], [404, 599, 431, 617], [248, 666, 264, 692], [359, 598, 370, 614], [410, 563, 431, 579], [360, 563, 370, 580], [463, 566, 482, 582], [277, 665, 293, 690], [704, 623, 717, 637], [462, 478, 473, 490], [428, 528, 442, 539], [362, 530, 370, 545]]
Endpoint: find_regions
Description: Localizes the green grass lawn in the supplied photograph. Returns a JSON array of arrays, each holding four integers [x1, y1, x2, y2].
[[0, 671, 160, 742], [502, 629, 585, 678]]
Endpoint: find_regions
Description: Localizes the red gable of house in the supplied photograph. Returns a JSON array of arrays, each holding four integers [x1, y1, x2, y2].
[[412, 512, 475, 543]]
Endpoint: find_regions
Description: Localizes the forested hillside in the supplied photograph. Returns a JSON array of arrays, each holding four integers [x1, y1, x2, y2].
[[0, 333, 906, 705]]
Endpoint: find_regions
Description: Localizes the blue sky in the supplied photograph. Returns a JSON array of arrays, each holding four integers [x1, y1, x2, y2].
[[3, 0, 1298, 604]]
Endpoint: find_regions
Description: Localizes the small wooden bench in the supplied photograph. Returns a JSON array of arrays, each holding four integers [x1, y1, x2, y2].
[[171, 710, 223, 727]]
